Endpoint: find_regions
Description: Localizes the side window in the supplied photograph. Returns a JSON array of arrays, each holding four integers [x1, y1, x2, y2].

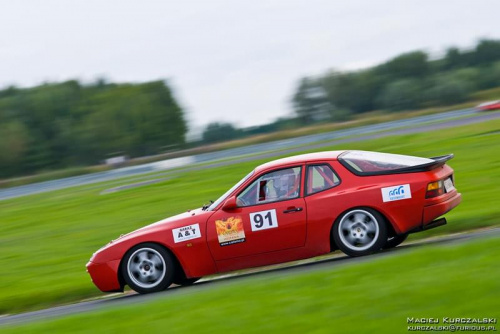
[[306, 164, 340, 195], [237, 167, 302, 207]]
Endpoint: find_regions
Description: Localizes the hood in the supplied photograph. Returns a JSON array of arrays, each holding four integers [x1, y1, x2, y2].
[[94, 207, 209, 254], [119, 207, 206, 240], [90, 207, 214, 264]]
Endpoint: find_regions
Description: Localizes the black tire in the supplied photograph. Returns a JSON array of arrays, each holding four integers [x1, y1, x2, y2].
[[172, 260, 200, 286], [173, 277, 200, 286], [121, 243, 175, 294], [332, 208, 387, 257], [383, 233, 408, 249]]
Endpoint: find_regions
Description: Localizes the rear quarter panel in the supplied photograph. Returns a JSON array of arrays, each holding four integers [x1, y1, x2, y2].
[[305, 162, 455, 250]]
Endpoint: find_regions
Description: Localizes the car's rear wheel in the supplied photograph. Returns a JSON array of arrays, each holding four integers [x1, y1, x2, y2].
[[122, 243, 175, 294], [383, 233, 408, 249], [333, 208, 387, 257]]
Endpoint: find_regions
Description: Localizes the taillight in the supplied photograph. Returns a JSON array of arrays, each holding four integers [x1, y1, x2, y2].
[[426, 180, 444, 198]]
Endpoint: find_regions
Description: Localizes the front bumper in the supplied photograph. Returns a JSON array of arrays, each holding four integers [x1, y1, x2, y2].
[[86, 259, 123, 292], [423, 192, 462, 224]]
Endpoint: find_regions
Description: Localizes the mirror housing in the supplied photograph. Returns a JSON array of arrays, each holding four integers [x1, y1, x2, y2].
[[222, 196, 237, 211]]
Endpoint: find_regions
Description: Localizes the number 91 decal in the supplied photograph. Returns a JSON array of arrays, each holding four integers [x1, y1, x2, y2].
[[250, 209, 278, 231]]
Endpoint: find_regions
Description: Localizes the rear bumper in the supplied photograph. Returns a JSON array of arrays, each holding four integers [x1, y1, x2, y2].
[[86, 259, 123, 292], [423, 192, 462, 224]]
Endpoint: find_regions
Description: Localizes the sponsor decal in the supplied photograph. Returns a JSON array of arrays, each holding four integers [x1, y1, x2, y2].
[[215, 216, 246, 246], [250, 209, 278, 231], [172, 224, 201, 243], [381, 184, 412, 202]]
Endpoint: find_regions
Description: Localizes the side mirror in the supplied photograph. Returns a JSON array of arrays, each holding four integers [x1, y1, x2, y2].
[[222, 196, 237, 211]]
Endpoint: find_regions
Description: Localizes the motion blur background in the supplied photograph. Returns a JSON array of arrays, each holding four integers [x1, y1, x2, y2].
[[1, 0, 500, 178], [1, 0, 500, 332]]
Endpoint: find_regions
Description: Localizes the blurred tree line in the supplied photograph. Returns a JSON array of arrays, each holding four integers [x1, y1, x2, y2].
[[0, 80, 186, 178], [201, 117, 300, 144], [202, 39, 500, 144], [292, 39, 500, 122]]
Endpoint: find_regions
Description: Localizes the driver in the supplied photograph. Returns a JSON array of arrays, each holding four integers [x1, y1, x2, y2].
[[272, 169, 296, 199]]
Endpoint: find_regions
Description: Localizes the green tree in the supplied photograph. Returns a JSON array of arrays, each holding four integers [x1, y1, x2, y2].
[[321, 70, 381, 114], [202, 123, 241, 143], [476, 61, 500, 89], [292, 39, 500, 117], [425, 75, 472, 106], [0, 121, 30, 177], [292, 78, 332, 123], [443, 47, 463, 70], [0, 80, 187, 177], [377, 51, 430, 79], [474, 39, 500, 65], [378, 79, 423, 111]]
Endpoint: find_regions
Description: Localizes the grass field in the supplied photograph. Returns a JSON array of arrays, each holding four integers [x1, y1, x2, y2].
[[3, 234, 500, 333], [0, 118, 499, 315]]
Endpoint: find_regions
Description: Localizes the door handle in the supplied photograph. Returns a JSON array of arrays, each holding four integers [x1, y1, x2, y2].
[[283, 207, 303, 214]]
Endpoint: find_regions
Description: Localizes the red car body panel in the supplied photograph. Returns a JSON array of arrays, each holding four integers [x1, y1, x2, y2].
[[423, 191, 461, 223], [87, 209, 219, 291], [477, 100, 500, 111], [87, 260, 122, 291], [206, 197, 308, 262], [87, 150, 462, 292]]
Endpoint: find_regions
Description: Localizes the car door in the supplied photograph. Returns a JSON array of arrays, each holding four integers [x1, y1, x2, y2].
[[206, 166, 307, 261]]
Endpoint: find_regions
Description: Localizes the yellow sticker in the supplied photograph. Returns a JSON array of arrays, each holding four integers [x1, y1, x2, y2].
[[215, 216, 246, 247]]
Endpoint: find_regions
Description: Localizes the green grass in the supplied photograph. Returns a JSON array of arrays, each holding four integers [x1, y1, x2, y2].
[[0, 118, 499, 315], [3, 234, 500, 333]]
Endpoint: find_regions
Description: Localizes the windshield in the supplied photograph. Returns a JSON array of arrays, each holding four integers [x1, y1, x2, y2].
[[207, 170, 254, 211]]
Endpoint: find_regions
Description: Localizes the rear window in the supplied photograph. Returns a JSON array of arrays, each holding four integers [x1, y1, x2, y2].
[[339, 151, 433, 174]]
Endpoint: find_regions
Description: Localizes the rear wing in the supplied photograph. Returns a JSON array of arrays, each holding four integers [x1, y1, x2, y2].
[[338, 153, 454, 176]]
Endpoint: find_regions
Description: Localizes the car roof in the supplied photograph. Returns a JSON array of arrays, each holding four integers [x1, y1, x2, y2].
[[255, 150, 346, 173]]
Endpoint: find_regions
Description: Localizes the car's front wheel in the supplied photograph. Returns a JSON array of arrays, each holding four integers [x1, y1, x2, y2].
[[174, 277, 200, 286], [122, 243, 175, 294], [333, 208, 387, 257], [383, 233, 408, 249]]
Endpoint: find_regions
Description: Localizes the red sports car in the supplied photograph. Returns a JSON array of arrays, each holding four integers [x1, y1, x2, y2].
[[87, 150, 461, 294], [476, 100, 500, 111]]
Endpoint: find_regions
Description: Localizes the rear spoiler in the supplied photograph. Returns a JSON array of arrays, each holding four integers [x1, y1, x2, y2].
[[391, 154, 454, 174], [339, 153, 454, 176]]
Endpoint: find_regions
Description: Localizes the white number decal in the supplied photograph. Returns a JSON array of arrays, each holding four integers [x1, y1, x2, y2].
[[250, 209, 278, 231]]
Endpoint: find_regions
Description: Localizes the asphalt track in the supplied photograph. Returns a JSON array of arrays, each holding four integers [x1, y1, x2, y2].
[[1, 227, 499, 326], [3, 108, 499, 201]]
